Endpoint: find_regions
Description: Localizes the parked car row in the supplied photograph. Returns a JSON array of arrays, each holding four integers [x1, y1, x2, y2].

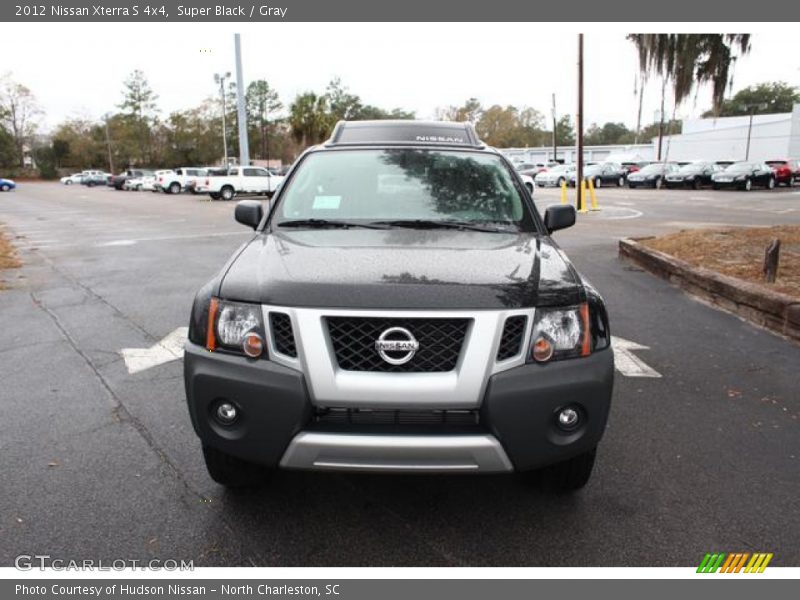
[[65, 165, 286, 200], [517, 158, 800, 192]]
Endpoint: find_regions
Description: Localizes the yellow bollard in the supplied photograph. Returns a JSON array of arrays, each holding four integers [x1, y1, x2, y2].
[[588, 177, 601, 211], [578, 179, 588, 213], [560, 180, 568, 204]]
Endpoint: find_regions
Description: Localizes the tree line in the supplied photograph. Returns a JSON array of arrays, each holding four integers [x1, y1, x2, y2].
[[2, 51, 798, 178]]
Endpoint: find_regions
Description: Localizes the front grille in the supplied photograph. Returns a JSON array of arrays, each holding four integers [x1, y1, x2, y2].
[[326, 317, 469, 372], [314, 408, 480, 431], [269, 312, 297, 357], [496, 315, 527, 361]]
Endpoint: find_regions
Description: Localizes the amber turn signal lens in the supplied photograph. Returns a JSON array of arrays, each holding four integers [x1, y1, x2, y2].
[[206, 298, 219, 351], [242, 332, 264, 358], [532, 337, 554, 362]]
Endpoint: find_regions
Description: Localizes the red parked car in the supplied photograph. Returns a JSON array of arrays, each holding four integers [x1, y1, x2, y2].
[[765, 160, 797, 187]]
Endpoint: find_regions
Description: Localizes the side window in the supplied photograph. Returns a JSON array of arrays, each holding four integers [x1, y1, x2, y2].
[[243, 168, 260, 177]]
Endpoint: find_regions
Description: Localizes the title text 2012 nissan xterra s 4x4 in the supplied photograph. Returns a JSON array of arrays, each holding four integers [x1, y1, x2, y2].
[[184, 121, 614, 492]]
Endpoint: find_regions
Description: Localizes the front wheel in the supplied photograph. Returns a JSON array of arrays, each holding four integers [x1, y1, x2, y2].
[[744, 178, 752, 191], [654, 177, 662, 190], [169, 182, 181, 195], [558, 177, 565, 187], [617, 176, 625, 187], [202, 445, 269, 488], [0, 184, 9, 192], [220, 186, 235, 201], [594, 177, 601, 189], [767, 177, 775, 190]]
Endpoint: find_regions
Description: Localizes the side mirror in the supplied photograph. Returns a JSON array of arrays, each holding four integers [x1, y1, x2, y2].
[[544, 205, 576, 234], [234, 200, 264, 230]]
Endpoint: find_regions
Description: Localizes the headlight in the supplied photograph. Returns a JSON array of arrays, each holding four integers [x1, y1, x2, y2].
[[206, 298, 266, 357], [735, 175, 746, 181], [529, 304, 591, 363]]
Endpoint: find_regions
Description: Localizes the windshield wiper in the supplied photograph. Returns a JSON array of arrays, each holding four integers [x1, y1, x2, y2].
[[372, 219, 513, 233], [277, 219, 388, 230]]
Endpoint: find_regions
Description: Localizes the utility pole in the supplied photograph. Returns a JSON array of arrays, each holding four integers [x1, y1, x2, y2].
[[214, 71, 231, 169], [576, 34, 584, 210], [745, 103, 766, 160], [657, 77, 667, 160], [234, 34, 250, 167], [551, 93, 557, 163]]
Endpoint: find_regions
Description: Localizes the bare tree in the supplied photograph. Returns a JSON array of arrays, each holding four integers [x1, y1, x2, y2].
[[0, 73, 43, 167]]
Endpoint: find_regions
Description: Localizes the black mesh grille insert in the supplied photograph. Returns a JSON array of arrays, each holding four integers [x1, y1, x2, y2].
[[314, 408, 480, 431], [496, 315, 527, 361], [269, 312, 297, 357], [326, 317, 469, 372]]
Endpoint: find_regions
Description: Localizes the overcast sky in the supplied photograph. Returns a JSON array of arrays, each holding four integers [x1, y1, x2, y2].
[[2, 23, 798, 132]]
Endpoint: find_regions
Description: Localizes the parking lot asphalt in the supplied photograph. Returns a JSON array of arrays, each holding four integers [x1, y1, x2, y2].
[[1, 183, 799, 567]]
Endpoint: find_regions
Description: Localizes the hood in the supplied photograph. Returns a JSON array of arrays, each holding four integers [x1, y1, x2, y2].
[[219, 229, 584, 310]]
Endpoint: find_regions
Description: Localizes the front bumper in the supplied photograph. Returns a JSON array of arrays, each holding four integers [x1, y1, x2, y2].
[[184, 342, 614, 473], [712, 179, 744, 189]]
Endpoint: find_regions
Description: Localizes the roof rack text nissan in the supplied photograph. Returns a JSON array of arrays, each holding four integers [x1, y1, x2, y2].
[[184, 120, 614, 492]]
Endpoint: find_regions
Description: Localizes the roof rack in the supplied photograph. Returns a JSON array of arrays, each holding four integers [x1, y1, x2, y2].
[[325, 120, 485, 148]]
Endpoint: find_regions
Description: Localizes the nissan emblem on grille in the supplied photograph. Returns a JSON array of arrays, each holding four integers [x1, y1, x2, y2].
[[374, 327, 420, 365]]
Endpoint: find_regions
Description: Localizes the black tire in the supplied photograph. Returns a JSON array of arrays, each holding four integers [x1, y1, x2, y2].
[[169, 182, 181, 195], [617, 176, 625, 187], [692, 179, 700, 190], [202, 445, 268, 488], [558, 177, 565, 187], [743, 178, 752, 191], [539, 447, 597, 492], [220, 186, 235, 201], [594, 177, 601, 189], [209, 192, 221, 200], [628, 183, 636, 189], [767, 177, 775, 190], [0, 184, 9, 192], [65, 180, 73, 186], [654, 177, 662, 190]]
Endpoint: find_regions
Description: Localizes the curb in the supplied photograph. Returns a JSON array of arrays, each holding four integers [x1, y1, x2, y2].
[[619, 237, 800, 343]]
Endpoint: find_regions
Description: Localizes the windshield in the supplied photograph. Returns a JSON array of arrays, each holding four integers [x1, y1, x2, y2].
[[547, 165, 573, 174], [678, 163, 706, 174], [725, 162, 756, 173], [274, 149, 534, 231], [638, 163, 671, 174]]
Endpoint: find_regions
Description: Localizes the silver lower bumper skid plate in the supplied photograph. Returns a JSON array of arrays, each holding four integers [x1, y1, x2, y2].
[[279, 432, 514, 473]]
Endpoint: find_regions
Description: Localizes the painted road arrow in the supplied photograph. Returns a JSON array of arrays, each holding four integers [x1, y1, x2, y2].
[[120, 327, 188, 374], [120, 329, 661, 378], [612, 336, 662, 378]]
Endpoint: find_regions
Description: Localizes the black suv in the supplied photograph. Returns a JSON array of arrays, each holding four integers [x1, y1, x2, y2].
[[184, 121, 614, 491]]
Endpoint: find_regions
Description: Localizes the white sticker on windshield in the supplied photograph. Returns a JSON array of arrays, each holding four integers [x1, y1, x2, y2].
[[312, 195, 342, 210]]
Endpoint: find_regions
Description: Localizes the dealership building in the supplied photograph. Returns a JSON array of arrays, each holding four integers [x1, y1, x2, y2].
[[501, 103, 800, 165]]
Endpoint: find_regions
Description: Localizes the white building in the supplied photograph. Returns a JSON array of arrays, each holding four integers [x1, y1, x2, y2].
[[660, 104, 800, 162], [500, 103, 800, 166]]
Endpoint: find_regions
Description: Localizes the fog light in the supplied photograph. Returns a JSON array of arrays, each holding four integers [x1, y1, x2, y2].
[[557, 407, 580, 431], [242, 332, 264, 358], [532, 337, 554, 362], [215, 402, 238, 425]]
